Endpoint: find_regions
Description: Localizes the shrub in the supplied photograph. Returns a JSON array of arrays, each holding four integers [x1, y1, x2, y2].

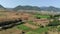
[[45, 32, 48, 34], [48, 19, 60, 26]]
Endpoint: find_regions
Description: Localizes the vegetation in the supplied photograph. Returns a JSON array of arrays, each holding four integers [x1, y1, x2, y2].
[[13, 5, 41, 11], [13, 5, 60, 12], [0, 4, 60, 34], [17, 24, 33, 31], [17, 24, 49, 34], [0, 9, 60, 34], [26, 31, 40, 34], [33, 27, 48, 33], [34, 14, 50, 18], [48, 19, 60, 26], [27, 20, 36, 25]]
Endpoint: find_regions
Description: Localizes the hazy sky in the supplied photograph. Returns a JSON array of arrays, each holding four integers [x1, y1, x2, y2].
[[0, 0, 60, 8]]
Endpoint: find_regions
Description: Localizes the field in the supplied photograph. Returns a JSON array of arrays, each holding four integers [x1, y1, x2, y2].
[[0, 11, 60, 34]]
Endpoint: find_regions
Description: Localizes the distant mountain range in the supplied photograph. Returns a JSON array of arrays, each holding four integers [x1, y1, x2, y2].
[[13, 5, 41, 11], [13, 5, 60, 12], [0, 5, 60, 12], [40, 6, 60, 12]]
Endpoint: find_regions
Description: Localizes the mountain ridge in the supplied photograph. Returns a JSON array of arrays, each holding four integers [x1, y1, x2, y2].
[[0, 5, 60, 12], [13, 5, 60, 12]]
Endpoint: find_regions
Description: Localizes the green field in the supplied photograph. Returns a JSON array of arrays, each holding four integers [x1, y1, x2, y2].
[[33, 27, 48, 33], [17, 24, 33, 31], [34, 14, 50, 18], [26, 31, 40, 34], [17, 24, 49, 34]]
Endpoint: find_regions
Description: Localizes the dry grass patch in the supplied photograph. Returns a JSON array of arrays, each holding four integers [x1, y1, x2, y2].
[[33, 19, 49, 26], [48, 31, 58, 34], [23, 23, 39, 29]]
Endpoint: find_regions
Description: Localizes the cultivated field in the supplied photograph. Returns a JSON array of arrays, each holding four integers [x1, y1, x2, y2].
[[0, 11, 60, 34]]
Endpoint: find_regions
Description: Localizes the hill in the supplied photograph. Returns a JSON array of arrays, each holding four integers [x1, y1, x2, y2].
[[0, 5, 6, 11], [0, 5, 60, 12], [13, 5, 41, 11], [40, 6, 60, 12], [13, 5, 60, 12]]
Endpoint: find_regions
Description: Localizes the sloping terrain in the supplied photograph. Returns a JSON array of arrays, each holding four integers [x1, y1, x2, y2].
[[0, 11, 60, 34]]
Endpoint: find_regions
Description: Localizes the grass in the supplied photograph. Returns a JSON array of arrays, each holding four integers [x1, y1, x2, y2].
[[34, 14, 50, 18], [0, 12, 6, 16], [17, 24, 49, 34], [26, 31, 40, 34], [25, 27, 49, 34], [33, 27, 48, 34], [17, 24, 33, 31], [0, 14, 4, 16], [27, 20, 36, 25], [57, 27, 60, 31]]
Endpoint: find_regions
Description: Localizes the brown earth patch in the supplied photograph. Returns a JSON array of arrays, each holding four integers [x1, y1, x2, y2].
[[48, 31, 58, 34], [33, 19, 49, 26], [23, 23, 39, 29]]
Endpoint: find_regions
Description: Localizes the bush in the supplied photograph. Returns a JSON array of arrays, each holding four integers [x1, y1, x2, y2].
[[35, 14, 50, 19], [45, 32, 48, 34], [40, 25, 44, 28], [48, 19, 60, 26]]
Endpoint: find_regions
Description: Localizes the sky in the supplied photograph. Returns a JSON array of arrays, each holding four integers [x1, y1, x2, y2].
[[0, 0, 60, 8]]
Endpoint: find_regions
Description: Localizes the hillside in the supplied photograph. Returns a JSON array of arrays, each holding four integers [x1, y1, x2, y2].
[[0, 5, 60, 12], [0, 5, 6, 11], [13, 5, 60, 12], [40, 6, 60, 12], [0, 11, 59, 34], [13, 5, 41, 11]]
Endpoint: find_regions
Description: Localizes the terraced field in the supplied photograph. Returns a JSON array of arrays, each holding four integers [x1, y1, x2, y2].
[[0, 11, 60, 34]]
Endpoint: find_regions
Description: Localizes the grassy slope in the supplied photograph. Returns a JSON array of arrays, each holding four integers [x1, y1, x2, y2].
[[34, 14, 50, 18], [17, 24, 49, 34], [16, 13, 50, 34], [17, 24, 33, 31]]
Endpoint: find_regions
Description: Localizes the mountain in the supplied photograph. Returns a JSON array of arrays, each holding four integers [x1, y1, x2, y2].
[[0, 5, 4, 8], [0, 5, 5, 9], [0, 5, 6, 11], [13, 5, 41, 11], [6, 8, 13, 11], [0, 5, 60, 12], [13, 5, 60, 12], [40, 6, 60, 12]]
